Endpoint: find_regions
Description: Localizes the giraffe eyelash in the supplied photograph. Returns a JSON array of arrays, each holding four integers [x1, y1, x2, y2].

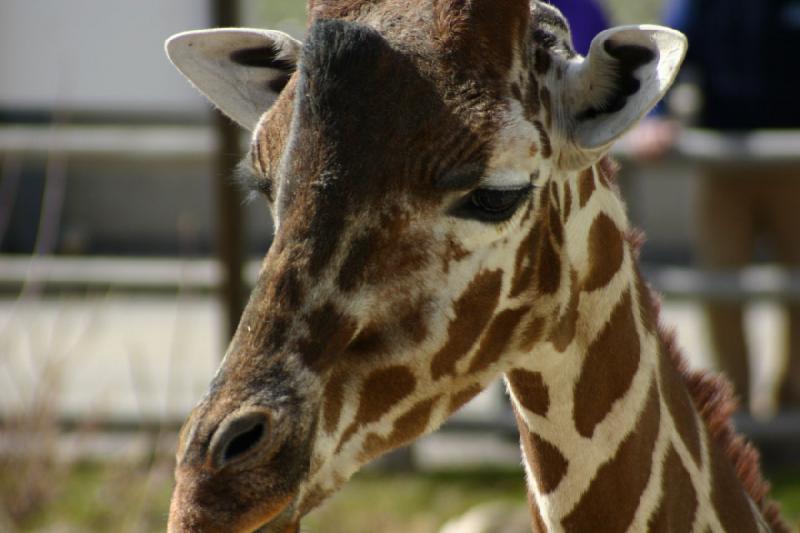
[[450, 184, 535, 223], [235, 159, 273, 203]]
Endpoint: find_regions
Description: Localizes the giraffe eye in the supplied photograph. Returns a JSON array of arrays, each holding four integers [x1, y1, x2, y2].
[[452, 185, 534, 223]]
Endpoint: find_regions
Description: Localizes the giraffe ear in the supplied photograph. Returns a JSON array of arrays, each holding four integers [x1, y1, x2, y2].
[[166, 29, 302, 131], [560, 25, 687, 158]]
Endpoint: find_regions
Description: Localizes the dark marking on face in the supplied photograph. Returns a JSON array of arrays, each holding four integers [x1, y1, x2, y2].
[[573, 291, 640, 439], [563, 183, 573, 222], [442, 237, 471, 274], [534, 121, 552, 159], [338, 233, 375, 293], [548, 193, 564, 247], [583, 213, 624, 292], [347, 323, 388, 357], [288, 19, 488, 278], [430, 269, 504, 380], [532, 29, 559, 49], [467, 306, 530, 374], [509, 224, 540, 298], [274, 268, 304, 309], [524, 73, 541, 122], [536, 230, 561, 295], [518, 314, 546, 352], [578, 168, 595, 208], [398, 297, 431, 345], [562, 381, 660, 532], [322, 370, 348, 434], [548, 270, 580, 352], [508, 368, 549, 417], [534, 48, 552, 75], [359, 395, 439, 462], [433, 0, 530, 77], [298, 303, 358, 370], [337, 365, 417, 452], [647, 445, 697, 532]]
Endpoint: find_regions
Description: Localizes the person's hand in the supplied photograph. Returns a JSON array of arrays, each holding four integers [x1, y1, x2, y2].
[[625, 118, 680, 161]]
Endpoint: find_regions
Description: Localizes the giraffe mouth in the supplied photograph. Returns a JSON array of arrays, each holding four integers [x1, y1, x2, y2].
[[251, 494, 300, 533]]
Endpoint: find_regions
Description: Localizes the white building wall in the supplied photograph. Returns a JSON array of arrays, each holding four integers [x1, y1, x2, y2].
[[0, 0, 210, 113]]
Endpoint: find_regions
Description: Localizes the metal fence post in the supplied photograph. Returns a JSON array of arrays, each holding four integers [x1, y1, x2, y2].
[[212, 0, 246, 344]]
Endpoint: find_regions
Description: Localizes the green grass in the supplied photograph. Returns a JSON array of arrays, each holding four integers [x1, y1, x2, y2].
[[2, 461, 798, 532], [304, 468, 528, 533]]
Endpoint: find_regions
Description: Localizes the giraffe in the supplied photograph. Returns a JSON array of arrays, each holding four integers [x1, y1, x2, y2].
[[164, 1, 789, 532]]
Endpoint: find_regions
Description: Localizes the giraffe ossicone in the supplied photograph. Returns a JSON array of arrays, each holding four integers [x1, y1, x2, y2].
[[165, 2, 788, 532]]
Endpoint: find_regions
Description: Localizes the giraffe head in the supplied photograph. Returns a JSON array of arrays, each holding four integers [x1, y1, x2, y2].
[[165, 2, 685, 531]]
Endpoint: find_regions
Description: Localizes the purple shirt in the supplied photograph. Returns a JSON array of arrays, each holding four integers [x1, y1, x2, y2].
[[548, 0, 610, 55]]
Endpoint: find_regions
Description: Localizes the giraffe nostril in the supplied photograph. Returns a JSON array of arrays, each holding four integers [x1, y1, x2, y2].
[[209, 409, 272, 468]]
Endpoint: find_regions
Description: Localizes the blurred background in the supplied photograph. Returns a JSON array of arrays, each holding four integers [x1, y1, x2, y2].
[[1, 0, 798, 531]]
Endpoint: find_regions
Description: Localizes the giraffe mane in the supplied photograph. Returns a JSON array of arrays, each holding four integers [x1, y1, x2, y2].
[[631, 242, 791, 533]]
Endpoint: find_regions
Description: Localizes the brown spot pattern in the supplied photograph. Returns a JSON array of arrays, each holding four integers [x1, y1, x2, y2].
[[347, 323, 387, 357], [647, 445, 697, 533], [299, 304, 358, 369], [578, 168, 595, 208], [508, 369, 549, 417], [467, 306, 529, 374], [534, 121, 552, 159], [359, 396, 439, 462], [562, 381, 661, 532], [518, 314, 546, 352], [573, 291, 640, 438], [548, 197, 564, 246], [509, 224, 540, 298], [710, 436, 760, 533], [583, 213, 624, 292], [550, 271, 580, 352], [430, 270, 503, 380], [537, 232, 561, 295], [659, 350, 703, 466], [534, 48, 552, 75], [563, 183, 573, 222], [322, 370, 347, 434], [337, 366, 417, 451], [338, 225, 429, 292], [524, 74, 541, 122], [449, 384, 482, 414], [525, 433, 569, 494], [398, 298, 430, 345], [634, 267, 658, 336]]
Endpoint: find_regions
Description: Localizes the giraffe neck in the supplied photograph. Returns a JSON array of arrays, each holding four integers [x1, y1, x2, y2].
[[506, 163, 769, 533]]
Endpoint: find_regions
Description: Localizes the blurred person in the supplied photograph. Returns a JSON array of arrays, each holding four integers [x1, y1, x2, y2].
[[548, 0, 609, 55], [629, 0, 800, 410]]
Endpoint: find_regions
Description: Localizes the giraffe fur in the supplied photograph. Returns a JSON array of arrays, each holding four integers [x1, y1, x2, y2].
[[164, 1, 788, 532]]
